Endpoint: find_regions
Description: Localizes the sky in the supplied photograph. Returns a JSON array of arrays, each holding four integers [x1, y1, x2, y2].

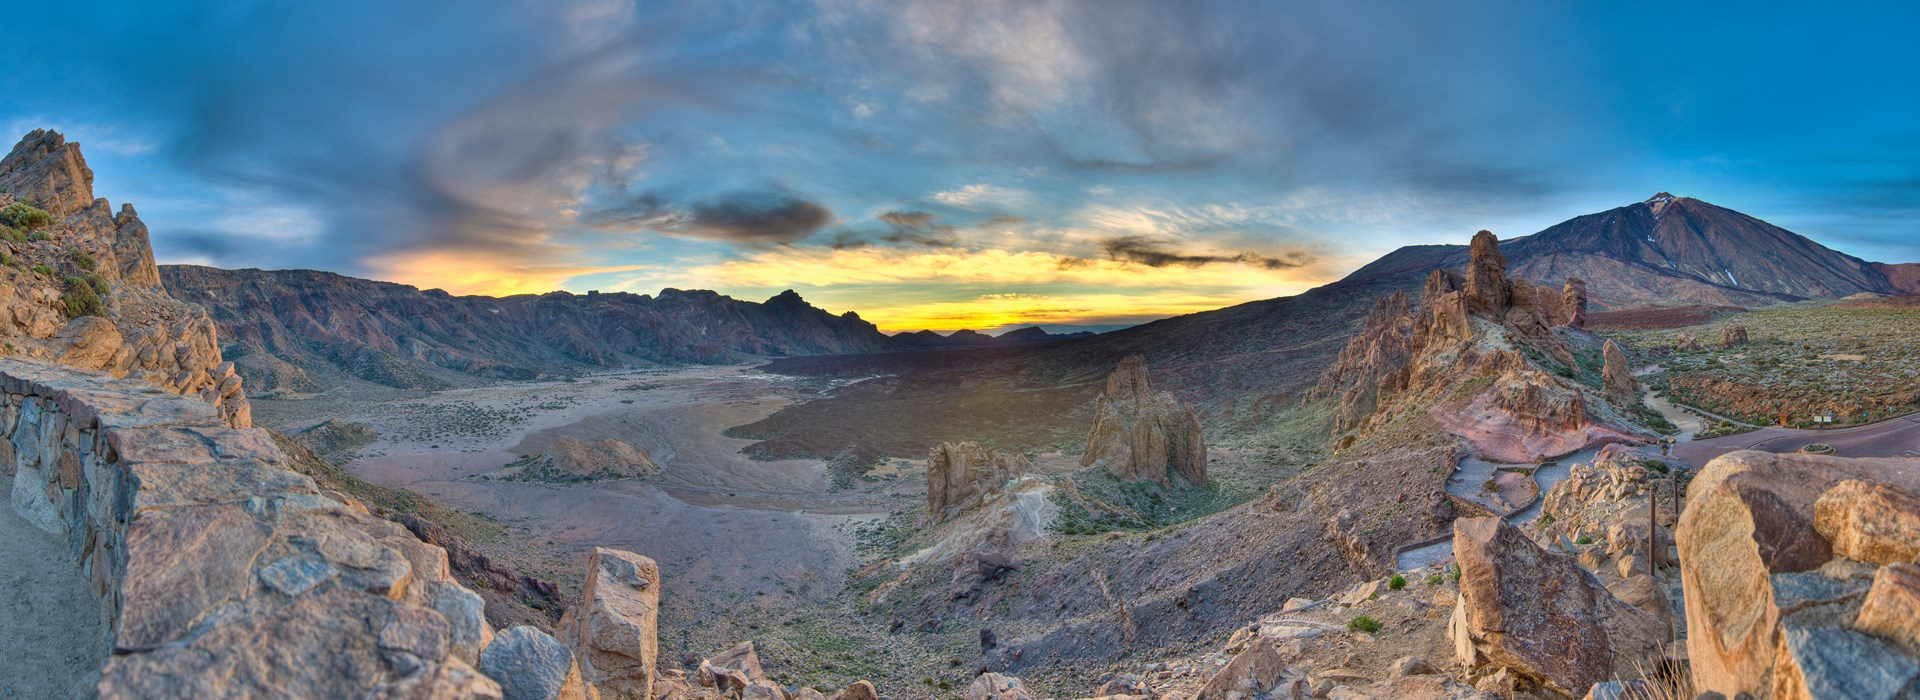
[[4, 1, 1919, 333]]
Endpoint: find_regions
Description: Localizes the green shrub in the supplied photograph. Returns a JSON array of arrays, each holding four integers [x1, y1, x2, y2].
[[1575, 534, 1593, 545], [1347, 615, 1382, 633], [28, 230, 53, 242], [1427, 573, 1444, 586], [30, 264, 53, 276], [0, 201, 52, 230], [62, 276, 105, 318], [1446, 563, 1461, 583], [63, 248, 96, 271], [1387, 573, 1406, 590], [0, 224, 22, 244]]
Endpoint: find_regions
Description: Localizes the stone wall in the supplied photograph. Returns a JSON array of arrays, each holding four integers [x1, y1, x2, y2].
[[1, 358, 501, 698]]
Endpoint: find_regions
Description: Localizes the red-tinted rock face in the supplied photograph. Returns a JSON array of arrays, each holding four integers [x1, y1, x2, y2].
[[1080, 355, 1208, 487]]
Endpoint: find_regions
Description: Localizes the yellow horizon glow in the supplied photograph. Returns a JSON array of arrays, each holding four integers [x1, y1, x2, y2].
[[848, 291, 1260, 332], [368, 244, 1337, 331], [365, 250, 646, 297]]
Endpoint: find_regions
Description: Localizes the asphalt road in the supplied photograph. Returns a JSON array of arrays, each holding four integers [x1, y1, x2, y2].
[[1675, 414, 1920, 468]]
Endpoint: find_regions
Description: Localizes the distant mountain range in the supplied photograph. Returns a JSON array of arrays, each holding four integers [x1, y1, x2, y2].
[[168, 193, 1914, 397], [159, 266, 1092, 392]]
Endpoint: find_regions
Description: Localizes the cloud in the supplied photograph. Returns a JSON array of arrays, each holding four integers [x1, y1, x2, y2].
[[1099, 235, 1312, 270], [877, 210, 959, 246], [931, 184, 1032, 210], [586, 189, 833, 245]]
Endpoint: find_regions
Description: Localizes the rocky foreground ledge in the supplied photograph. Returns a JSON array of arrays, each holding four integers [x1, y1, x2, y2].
[[2, 357, 499, 697]]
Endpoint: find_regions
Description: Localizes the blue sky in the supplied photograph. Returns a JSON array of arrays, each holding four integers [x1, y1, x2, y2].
[[4, 1, 1918, 331]]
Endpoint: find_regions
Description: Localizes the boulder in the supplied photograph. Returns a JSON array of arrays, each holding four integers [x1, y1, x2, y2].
[[559, 547, 660, 699], [1813, 479, 1920, 565], [1856, 563, 1920, 655], [699, 642, 768, 697], [1079, 354, 1207, 486], [1676, 451, 1920, 699], [1770, 625, 1919, 700], [827, 680, 879, 700], [48, 316, 123, 370], [1601, 339, 1637, 400], [1195, 638, 1309, 699], [926, 441, 1030, 523], [476, 626, 589, 700], [967, 673, 1035, 700], [1448, 517, 1665, 697], [1719, 326, 1750, 348]]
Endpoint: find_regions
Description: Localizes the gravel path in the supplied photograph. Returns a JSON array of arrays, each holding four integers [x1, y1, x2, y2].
[[1, 476, 105, 699]]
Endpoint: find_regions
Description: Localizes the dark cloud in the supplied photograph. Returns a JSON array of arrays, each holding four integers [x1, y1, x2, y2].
[[1100, 235, 1312, 270], [585, 189, 832, 245], [877, 210, 960, 247]]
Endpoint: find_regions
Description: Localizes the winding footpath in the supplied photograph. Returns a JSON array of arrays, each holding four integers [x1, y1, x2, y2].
[[0, 476, 105, 699]]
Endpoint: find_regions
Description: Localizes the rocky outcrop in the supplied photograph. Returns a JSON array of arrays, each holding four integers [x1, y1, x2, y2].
[[1079, 355, 1207, 486], [504, 436, 657, 483], [926, 441, 1030, 523], [1316, 231, 1640, 460], [1601, 339, 1637, 400], [0, 358, 498, 697], [1675, 450, 1920, 699], [1447, 517, 1666, 697], [1719, 325, 1750, 348], [0, 130, 250, 428], [1672, 334, 1704, 351], [557, 548, 659, 699], [1564, 278, 1589, 329], [1464, 231, 1514, 315]]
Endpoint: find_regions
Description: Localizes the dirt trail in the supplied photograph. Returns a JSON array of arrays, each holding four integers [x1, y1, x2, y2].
[[1, 476, 105, 699]]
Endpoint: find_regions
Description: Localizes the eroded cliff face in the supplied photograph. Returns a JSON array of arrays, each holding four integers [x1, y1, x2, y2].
[[0, 130, 249, 427], [1312, 231, 1637, 461], [1079, 354, 1208, 487], [926, 441, 1031, 524]]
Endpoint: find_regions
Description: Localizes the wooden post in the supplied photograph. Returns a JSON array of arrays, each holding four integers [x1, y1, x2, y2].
[[1649, 483, 1660, 573]]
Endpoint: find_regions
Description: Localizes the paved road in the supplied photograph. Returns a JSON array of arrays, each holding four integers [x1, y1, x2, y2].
[[1676, 414, 1920, 468]]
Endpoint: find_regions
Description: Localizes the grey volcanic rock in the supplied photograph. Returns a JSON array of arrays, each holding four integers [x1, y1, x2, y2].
[[479, 626, 585, 700], [1079, 354, 1207, 486], [161, 265, 904, 390]]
